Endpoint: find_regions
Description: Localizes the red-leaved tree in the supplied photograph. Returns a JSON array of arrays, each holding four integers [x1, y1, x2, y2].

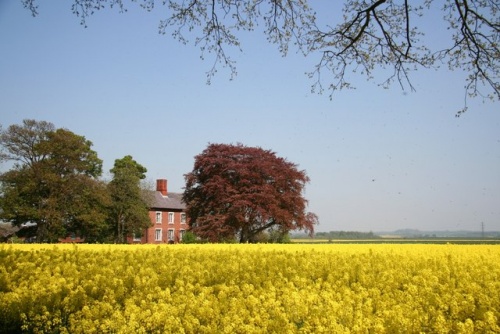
[[183, 143, 318, 243]]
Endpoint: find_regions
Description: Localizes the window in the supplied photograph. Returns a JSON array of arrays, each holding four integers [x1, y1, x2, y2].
[[133, 233, 142, 242], [168, 212, 174, 224], [168, 229, 174, 241], [155, 228, 162, 241], [181, 213, 186, 224], [180, 229, 185, 241], [155, 212, 162, 224]]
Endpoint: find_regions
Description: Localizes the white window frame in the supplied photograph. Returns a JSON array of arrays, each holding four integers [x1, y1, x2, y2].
[[168, 212, 174, 224], [155, 228, 162, 241], [180, 213, 186, 224], [155, 211, 162, 224], [180, 229, 185, 241], [133, 233, 142, 242], [168, 229, 175, 241]]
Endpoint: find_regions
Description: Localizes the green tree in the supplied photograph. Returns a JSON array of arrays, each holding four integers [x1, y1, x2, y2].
[[0, 119, 54, 165], [268, 227, 291, 244], [0, 119, 109, 242], [108, 155, 151, 243], [181, 230, 198, 244], [20, 0, 499, 113], [183, 143, 318, 243]]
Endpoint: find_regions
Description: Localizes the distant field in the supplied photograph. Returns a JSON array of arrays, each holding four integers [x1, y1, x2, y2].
[[1, 244, 500, 333], [291, 238, 500, 245]]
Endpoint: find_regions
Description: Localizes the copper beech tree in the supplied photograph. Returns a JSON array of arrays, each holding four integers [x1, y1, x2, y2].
[[183, 143, 318, 243]]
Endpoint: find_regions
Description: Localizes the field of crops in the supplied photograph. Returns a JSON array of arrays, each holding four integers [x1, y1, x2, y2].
[[1, 244, 499, 333]]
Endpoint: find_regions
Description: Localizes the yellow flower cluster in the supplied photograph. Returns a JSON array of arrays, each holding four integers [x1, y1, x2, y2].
[[1, 244, 499, 333]]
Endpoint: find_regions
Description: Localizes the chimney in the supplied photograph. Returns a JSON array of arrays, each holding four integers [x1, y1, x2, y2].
[[156, 179, 168, 196]]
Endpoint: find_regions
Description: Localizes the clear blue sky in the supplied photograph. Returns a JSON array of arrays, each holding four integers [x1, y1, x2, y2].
[[1, 1, 499, 232]]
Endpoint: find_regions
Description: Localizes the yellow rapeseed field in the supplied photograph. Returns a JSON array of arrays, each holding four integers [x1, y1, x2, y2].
[[1, 244, 499, 333]]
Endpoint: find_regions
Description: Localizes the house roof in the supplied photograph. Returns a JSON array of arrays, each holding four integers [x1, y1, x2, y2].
[[149, 191, 186, 210]]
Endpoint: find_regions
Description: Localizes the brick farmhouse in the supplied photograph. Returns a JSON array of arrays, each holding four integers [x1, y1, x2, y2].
[[130, 179, 188, 244]]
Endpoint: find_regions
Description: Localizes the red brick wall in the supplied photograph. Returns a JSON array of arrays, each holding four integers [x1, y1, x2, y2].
[[132, 209, 188, 244]]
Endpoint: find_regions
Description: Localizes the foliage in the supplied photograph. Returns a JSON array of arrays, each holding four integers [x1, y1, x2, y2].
[[108, 155, 151, 243], [0, 120, 109, 242], [183, 143, 318, 243], [20, 0, 499, 113], [1, 244, 500, 333], [0, 119, 54, 165], [180, 230, 199, 244], [268, 228, 291, 243], [254, 228, 291, 243]]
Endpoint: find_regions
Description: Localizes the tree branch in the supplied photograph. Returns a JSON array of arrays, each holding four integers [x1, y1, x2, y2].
[[18, 0, 500, 113], [337, 0, 387, 56]]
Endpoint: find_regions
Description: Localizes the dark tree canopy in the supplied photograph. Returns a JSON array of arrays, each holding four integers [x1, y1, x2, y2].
[[108, 155, 151, 243], [21, 0, 499, 114], [0, 119, 109, 242], [183, 143, 318, 243]]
